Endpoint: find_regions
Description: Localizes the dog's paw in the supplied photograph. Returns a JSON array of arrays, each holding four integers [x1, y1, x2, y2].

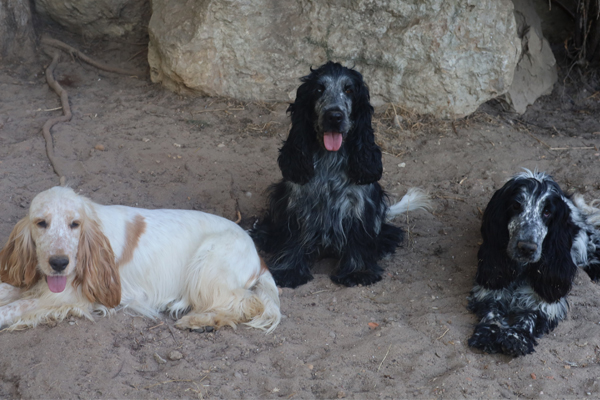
[[331, 270, 382, 287], [498, 328, 537, 357], [271, 269, 313, 288], [468, 324, 502, 354]]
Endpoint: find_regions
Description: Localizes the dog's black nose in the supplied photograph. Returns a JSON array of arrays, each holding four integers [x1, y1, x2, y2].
[[49, 255, 69, 272], [325, 110, 344, 125], [517, 241, 538, 257]]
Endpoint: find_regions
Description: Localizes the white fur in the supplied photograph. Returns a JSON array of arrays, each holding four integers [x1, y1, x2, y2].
[[0, 187, 281, 332], [387, 188, 433, 219]]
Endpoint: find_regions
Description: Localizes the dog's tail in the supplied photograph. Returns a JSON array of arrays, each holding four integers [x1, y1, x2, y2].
[[245, 265, 281, 334], [387, 187, 433, 220]]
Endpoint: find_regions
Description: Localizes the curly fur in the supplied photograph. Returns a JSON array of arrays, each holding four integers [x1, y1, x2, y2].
[[252, 62, 431, 288], [468, 170, 600, 356]]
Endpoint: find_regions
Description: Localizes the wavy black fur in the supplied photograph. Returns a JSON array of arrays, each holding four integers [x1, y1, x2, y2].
[[468, 170, 600, 356], [252, 62, 402, 288]]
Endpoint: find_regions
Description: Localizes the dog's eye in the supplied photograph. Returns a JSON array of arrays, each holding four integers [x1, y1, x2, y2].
[[542, 209, 551, 219], [511, 202, 522, 212], [37, 220, 47, 229], [70, 221, 80, 229], [344, 86, 353, 94]]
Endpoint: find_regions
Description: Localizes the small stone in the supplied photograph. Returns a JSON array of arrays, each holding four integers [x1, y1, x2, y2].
[[393, 115, 403, 128], [205, 326, 214, 332], [217, 143, 225, 148], [308, 364, 314, 370], [168, 350, 183, 361], [398, 162, 406, 168], [329, 331, 336, 339], [94, 144, 105, 151], [234, 372, 242, 379], [154, 353, 167, 364], [337, 391, 346, 398], [189, 327, 205, 333]]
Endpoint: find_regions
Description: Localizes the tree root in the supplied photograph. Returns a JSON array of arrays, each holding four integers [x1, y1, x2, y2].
[[41, 36, 145, 77], [43, 51, 71, 186], [40, 36, 147, 184]]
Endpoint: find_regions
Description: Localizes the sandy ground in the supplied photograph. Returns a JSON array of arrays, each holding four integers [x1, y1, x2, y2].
[[1, 35, 600, 399]]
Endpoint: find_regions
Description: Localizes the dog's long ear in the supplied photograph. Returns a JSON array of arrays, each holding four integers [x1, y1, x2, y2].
[[475, 182, 518, 289], [74, 214, 121, 308], [0, 217, 41, 288], [528, 196, 579, 303], [346, 71, 382, 185], [278, 78, 319, 184]]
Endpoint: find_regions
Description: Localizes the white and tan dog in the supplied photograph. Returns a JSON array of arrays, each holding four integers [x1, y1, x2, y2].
[[0, 186, 280, 332]]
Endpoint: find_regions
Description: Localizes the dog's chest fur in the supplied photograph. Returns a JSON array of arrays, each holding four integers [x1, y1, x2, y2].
[[285, 150, 379, 251]]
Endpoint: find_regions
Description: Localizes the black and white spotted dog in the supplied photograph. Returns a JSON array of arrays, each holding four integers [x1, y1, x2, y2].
[[468, 170, 600, 356], [252, 62, 430, 288]]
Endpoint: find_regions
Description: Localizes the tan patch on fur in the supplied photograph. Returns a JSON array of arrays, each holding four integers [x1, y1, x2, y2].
[[117, 215, 146, 267], [0, 217, 41, 288], [73, 216, 121, 308], [245, 256, 270, 289]]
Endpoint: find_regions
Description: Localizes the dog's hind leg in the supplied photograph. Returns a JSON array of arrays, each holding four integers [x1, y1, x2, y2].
[[174, 235, 281, 332], [377, 223, 403, 258]]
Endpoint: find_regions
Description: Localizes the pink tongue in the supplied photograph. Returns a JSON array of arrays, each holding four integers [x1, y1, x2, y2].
[[323, 132, 343, 151], [47, 276, 67, 293]]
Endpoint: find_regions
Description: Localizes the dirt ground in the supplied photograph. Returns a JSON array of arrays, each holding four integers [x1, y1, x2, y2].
[[1, 33, 600, 399]]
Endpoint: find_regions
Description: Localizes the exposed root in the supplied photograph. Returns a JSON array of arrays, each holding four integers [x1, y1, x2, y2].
[[42, 51, 71, 185], [41, 36, 145, 77]]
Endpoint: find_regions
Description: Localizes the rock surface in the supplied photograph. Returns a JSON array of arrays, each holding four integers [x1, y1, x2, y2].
[[503, 0, 558, 114], [148, 0, 521, 118], [0, 0, 36, 61], [34, 0, 150, 40]]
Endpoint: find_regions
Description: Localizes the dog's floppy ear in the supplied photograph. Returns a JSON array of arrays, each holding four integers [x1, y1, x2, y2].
[[345, 71, 382, 185], [475, 182, 518, 289], [0, 217, 41, 288], [278, 77, 319, 184], [527, 196, 579, 303], [74, 214, 121, 308]]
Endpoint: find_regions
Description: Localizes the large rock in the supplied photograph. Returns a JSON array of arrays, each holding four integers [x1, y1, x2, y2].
[[502, 0, 557, 114], [148, 0, 520, 118], [34, 0, 150, 40], [0, 0, 36, 62]]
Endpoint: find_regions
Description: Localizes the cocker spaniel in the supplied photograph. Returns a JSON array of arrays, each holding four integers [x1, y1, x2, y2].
[[468, 170, 600, 356], [252, 62, 431, 288], [0, 186, 281, 332]]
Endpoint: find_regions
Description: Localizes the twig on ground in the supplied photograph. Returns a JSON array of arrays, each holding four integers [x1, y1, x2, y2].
[[437, 327, 450, 340], [377, 344, 392, 372]]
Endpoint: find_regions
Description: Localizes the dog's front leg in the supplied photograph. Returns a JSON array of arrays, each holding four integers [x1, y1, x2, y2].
[[467, 285, 511, 354], [269, 245, 315, 288], [0, 283, 23, 306], [331, 223, 382, 287], [0, 298, 39, 328]]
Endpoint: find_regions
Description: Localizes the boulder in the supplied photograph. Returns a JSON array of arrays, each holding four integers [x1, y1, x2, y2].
[[0, 0, 36, 61], [148, 0, 520, 118], [34, 0, 150, 40], [502, 0, 558, 114]]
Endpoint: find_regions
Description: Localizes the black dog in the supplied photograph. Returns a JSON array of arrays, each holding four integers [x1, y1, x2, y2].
[[468, 170, 600, 356], [252, 62, 430, 288]]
